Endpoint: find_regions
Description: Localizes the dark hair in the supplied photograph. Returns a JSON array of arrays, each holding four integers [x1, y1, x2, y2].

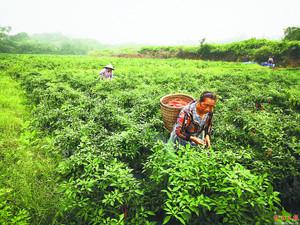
[[199, 91, 217, 102]]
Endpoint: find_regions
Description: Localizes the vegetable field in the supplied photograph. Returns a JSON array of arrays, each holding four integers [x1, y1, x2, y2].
[[0, 54, 299, 224]]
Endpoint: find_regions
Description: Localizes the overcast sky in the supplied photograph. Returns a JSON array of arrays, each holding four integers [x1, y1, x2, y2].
[[1, 0, 299, 45]]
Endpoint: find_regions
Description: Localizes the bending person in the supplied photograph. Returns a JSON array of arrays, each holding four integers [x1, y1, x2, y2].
[[169, 91, 217, 148], [99, 64, 114, 79]]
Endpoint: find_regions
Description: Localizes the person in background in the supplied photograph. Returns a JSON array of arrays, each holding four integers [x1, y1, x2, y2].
[[169, 91, 217, 148], [268, 57, 275, 68], [268, 57, 274, 64], [99, 64, 114, 79]]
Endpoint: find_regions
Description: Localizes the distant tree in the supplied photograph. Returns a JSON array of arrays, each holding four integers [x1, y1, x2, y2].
[[11, 32, 29, 41], [1, 26, 110, 54], [0, 26, 11, 40], [197, 43, 213, 58], [199, 38, 206, 46], [0, 26, 14, 52], [283, 27, 300, 41]]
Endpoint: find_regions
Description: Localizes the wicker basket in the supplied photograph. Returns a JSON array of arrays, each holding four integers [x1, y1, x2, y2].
[[160, 93, 195, 132]]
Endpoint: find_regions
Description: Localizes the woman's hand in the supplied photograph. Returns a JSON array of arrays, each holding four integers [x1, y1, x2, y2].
[[205, 135, 211, 148], [190, 136, 205, 145]]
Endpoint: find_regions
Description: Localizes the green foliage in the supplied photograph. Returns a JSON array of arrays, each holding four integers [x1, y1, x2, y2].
[[57, 150, 153, 224], [0, 26, 11, 39], [284, 27, 300, 41], [0, 189, 30, 225], [0, 64, 60, 224], [0, 28, 109, 54], [138, 38, 300, 66], [1, 54, 299, 224], [145, 143, 280, 224]]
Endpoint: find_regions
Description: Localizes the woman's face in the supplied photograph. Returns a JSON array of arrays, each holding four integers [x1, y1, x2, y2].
[[197, 98, 216, 114]]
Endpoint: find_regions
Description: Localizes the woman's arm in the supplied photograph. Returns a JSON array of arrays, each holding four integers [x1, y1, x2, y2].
[[190, 136, 206, 145], [204, 113, 213, 147], [174, 110, 192, 140], [99, 69, 105, 76], [175, 110, 206, 145], [204, 135, 211, 148]]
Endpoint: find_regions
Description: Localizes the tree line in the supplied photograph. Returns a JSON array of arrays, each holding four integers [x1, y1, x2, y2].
[[139, 27, 300, 66], [1, 26, 299, 66], [0, 26, 109, 55]]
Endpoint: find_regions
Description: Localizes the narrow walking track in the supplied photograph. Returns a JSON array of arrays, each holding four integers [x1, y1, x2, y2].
[[0, 71, 60, 224]]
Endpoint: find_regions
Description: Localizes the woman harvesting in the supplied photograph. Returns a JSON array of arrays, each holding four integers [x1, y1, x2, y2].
[[99, 64, 114, 79], [169, 91, 217, 148]]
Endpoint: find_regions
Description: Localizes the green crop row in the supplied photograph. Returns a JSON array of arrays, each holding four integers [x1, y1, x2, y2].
[[1, 54, 299, 224]]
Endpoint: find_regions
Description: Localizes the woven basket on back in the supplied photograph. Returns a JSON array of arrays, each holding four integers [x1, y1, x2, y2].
[[160, 93, 195, 132]]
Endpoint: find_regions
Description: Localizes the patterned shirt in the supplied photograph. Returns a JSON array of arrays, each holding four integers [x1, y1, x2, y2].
[[169, 101, 213, 147], [99, 68, 113, 79]]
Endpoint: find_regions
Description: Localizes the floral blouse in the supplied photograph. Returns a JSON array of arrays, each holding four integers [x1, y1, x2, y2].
[[169, 101, 213, 147]]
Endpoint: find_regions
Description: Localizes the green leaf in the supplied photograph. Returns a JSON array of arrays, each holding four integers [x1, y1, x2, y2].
[[146, 211, 155, 216], [237, 189, 242, 198], [165, 202, 172, 210], [162, 216, 171, 225], [174, 214, 186, 225], [216, 210, 226, 215], [134, 189, 143, 195]]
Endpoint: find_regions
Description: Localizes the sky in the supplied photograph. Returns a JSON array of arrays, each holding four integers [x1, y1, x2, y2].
[[1, 0, 299, 45]]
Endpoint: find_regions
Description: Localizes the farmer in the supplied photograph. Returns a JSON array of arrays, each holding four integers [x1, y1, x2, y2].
[[268, 57, 274, 64], [267, 56, 275, 68], [169, 91, 217, 148], [99, 64, 114, 79]]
